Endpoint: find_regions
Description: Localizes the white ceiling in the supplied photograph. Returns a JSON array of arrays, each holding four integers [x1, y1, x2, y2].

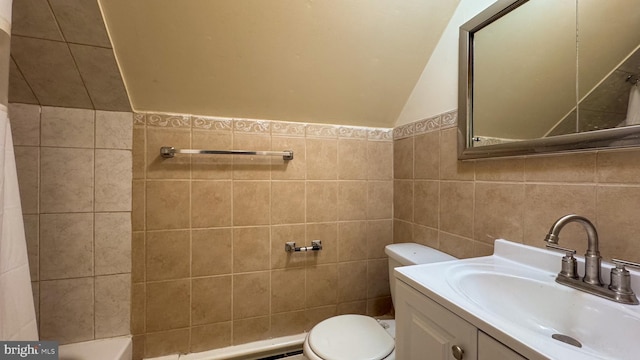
[[98, 0, 459, 128]]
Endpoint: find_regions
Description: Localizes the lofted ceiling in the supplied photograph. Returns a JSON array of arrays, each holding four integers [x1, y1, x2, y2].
[[9, 0, 459, 128], [98, 0, 459, 128]]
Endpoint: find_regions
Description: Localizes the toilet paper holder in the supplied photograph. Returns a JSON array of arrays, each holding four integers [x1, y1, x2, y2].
[[285, 240, 322, 252]]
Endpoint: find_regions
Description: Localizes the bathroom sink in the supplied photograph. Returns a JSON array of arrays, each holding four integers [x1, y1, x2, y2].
[[395, 240, 640, 360]]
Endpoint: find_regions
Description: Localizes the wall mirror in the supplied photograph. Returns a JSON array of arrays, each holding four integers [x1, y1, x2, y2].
[[458, 0, 640, 159]]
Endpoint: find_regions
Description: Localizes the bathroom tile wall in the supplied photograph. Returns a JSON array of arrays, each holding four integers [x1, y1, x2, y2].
[[394, 109, 640, 263], [132, 113, 394, 358], [9, 103, 133, 344]]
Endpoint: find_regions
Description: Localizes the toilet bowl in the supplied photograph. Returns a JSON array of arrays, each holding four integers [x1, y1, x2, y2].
[[303, 243, 456, 360]]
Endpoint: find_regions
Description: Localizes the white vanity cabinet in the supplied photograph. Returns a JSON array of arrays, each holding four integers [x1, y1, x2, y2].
[[396, 281, 525, 360]]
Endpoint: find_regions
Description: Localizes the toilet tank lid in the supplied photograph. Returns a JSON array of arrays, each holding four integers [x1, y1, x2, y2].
[[385, 243, 457, 265]]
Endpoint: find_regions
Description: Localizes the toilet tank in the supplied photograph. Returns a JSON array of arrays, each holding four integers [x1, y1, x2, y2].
[[385, 243, 456, 306]]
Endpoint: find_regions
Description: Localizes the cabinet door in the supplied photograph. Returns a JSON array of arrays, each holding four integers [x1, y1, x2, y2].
[[478, 332, 526, 360], [395, 281, 477, 360]]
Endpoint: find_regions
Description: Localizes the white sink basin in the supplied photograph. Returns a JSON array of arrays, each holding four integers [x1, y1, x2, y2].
[[395, 240, 640, 360]]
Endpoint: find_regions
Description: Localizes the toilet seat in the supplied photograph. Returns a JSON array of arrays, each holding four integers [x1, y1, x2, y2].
[[305, 315, 395, 360]]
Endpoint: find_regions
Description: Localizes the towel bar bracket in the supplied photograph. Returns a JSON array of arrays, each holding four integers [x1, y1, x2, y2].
[[160, 146, 293, 160]]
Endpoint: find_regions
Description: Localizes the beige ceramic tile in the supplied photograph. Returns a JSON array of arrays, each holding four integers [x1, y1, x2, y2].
[[233, 226, 270, 273], [271, 181, 305, 224], [191, 130, 232, 180], [438, 232, 475, 259], [23, 215, 38, 281], [11, 36, 93, 108], [597, 149, 640, 184], [191, 275, 232, 325], [192, 228, 232, 277], [8, 103, 40, 146], [233, 181, 270, 226], [41, 106, 94, 148], [338, 221, 367, 262], [367, 141, 393, 180], [367, 259, 390, 298], [233, 272, 270, 319], [271, 224, 308, 269], [232, 316, 270, 345], [31, 282, 39, 325], [525, 152, 596, 183], [145, 279, 190, 332], [306, 222, 338, 265], [9, 58, 39, 104], [393, 219, 413, 243], [48, 0, 111, 47], [146, 127, 191, 179], [305, 305, 337, 329], [474, 183, 525, 244], [439, 181, 474, 239], [0, 32, 7, 106], [191, 180, 232, 228], [306, 264, 337, 308], [414, 131, 440, 180], [95, 149, 132, 211], [11, 0, 64, 40], [271, 311, 307, 338], [132, 335, 144, 360], [40, 147, 94, 213], [14, 146, 39, 214], [393, 180, 413, 222], [338, 139, 367, 180], [596, 186, 640, 262], [367, 297, 392, 317], [190, 322, 232, 353], [337, 301, 367, 316], [145, 180, 190, 230], [39, 213, 93, 280], [131, 283, 145, 335], [523, 184, 596, 249], [393, 137, 413, 179], [271, 268, 306, 313], [271, 137, 306, 180], [95, 274, 131, 338], [337, 261, 367, 302], [131, 180, 145, 231], [440, 128, 474, 181], [306, 138, 338, 180], [145, 230, 190, 281], [131, 232, 145, 283], [233, 134, 272, 180], [144, 329, 189, 358], [367, 220, 393, 259], [367, 181, 392, 220], [39, 277, 94, 344], [338, 181, 367, 221], [132, 127, 145, 180], [413, 224, 439, 249], [69, 45, 131, 111], [413, 180, 439, 228], [475, 157, 525, 182], [306, 181, 338, 222], [95, 212, 131, 275], [96, 111, 133, 149]]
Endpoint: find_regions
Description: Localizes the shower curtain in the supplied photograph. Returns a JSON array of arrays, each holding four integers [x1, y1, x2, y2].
[[0, 0, 38, 341]]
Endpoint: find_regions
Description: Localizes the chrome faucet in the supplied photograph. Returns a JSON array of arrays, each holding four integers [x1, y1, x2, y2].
[[544, 214, 640, 305]]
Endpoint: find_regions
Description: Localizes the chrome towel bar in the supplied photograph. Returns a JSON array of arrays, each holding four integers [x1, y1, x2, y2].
[[160, 146, 293, 160]]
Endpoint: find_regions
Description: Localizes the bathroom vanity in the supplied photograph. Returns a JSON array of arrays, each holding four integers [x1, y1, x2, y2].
[[394, 240, 640, 360]]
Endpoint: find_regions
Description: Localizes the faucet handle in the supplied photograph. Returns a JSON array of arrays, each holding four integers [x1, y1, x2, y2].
[[545, 243, 576, 256], [546, 244, 579, 280], [609, 259, 640, 305]]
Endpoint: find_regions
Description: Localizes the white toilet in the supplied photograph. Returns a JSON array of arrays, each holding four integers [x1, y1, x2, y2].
[[303, 243, 457, 360]]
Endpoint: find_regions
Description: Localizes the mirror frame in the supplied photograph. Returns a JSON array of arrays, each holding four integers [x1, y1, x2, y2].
[[458, 0, 640, 159]]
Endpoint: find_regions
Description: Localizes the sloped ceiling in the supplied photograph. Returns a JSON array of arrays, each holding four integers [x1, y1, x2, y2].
[[9, 0, 131, 111], [98, 0, 459, 128]]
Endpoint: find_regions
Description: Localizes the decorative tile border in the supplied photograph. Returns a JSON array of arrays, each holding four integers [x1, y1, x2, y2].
[[135, 111, 394, 140], [393, 110, 458, 139], [192, 116, 232, 131]]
